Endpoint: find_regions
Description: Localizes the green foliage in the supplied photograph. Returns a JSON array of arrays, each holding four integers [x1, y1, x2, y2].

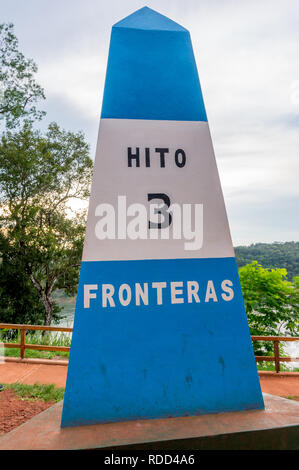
[[256, 362, 295, 372], [0, 241, 45, 325], [0, 232, 62, 326], [239, 262, 299, 355], [0, 23, 91, 327], [235, 242, 299, 281], [4, 383, 64, 402], [0, 122, 93, 325], [0, 23, 45, 129]]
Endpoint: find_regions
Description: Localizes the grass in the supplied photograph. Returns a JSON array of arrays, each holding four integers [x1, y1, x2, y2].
[[0, 330, 71, 360], [286, 395, 299, 401], [3, 383, 65, 402], [257, 362, 299, 372], [3, 348, 69, 360]]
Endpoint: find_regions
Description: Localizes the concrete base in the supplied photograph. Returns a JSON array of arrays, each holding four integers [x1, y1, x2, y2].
[[0, 394, 298, 450]]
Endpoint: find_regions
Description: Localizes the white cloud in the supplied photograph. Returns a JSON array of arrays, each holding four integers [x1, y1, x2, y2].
[[37, 53, 106, 120]]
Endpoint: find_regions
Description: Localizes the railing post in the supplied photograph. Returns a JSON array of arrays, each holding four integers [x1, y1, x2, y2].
[[20, 328, 26, 359], [274, 340, 280, 373]]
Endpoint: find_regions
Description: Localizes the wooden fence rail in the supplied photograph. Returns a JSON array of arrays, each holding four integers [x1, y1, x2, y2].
[[0, 323, 299, 372], [251, 335, 299, 373], [0, 323, 72, 359]]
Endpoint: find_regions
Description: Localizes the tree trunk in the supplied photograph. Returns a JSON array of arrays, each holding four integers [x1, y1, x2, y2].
[[42, 293, 53, 326], [29, 274, 54, 327]]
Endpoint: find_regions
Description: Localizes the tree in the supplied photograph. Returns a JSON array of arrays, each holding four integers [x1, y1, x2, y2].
[[235, 242, 299, 280], [0, 231, 45, 326], [0, 23, 45, 129], [0, 122, 93, 325], [239, 261, 299, 355]]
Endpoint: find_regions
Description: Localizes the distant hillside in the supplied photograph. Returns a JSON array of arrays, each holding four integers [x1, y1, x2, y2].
[[235, 241, 299, 280], [53, 241, 299, 315]]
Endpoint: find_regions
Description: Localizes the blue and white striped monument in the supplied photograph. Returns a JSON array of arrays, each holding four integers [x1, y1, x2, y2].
[[61, 7, 264, 428]]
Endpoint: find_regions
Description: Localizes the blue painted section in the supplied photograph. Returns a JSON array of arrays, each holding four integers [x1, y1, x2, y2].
[[114, 6, 188, 31], [61, 257, 264, 427], [101, 7, 207, 122]]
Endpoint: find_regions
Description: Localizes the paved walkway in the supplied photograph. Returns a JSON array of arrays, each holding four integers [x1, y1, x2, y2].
[[0, 360, 67, 388], [1, 360, 299, 397]]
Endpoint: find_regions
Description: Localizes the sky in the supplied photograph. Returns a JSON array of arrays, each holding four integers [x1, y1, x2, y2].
[[1, 0, 299, 246]]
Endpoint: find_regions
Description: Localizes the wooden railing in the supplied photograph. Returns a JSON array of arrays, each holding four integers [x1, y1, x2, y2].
[[251, 336, 299, 373], [0, 323, 72, 360], [0, 324, 299, 372]]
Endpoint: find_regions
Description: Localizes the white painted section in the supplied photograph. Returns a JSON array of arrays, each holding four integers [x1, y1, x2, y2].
[[82, 119, 235, 261]]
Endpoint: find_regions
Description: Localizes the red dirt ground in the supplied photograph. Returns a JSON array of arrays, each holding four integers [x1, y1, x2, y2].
[[0, 388, 54, 436], [259, 371, 299, 399]]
